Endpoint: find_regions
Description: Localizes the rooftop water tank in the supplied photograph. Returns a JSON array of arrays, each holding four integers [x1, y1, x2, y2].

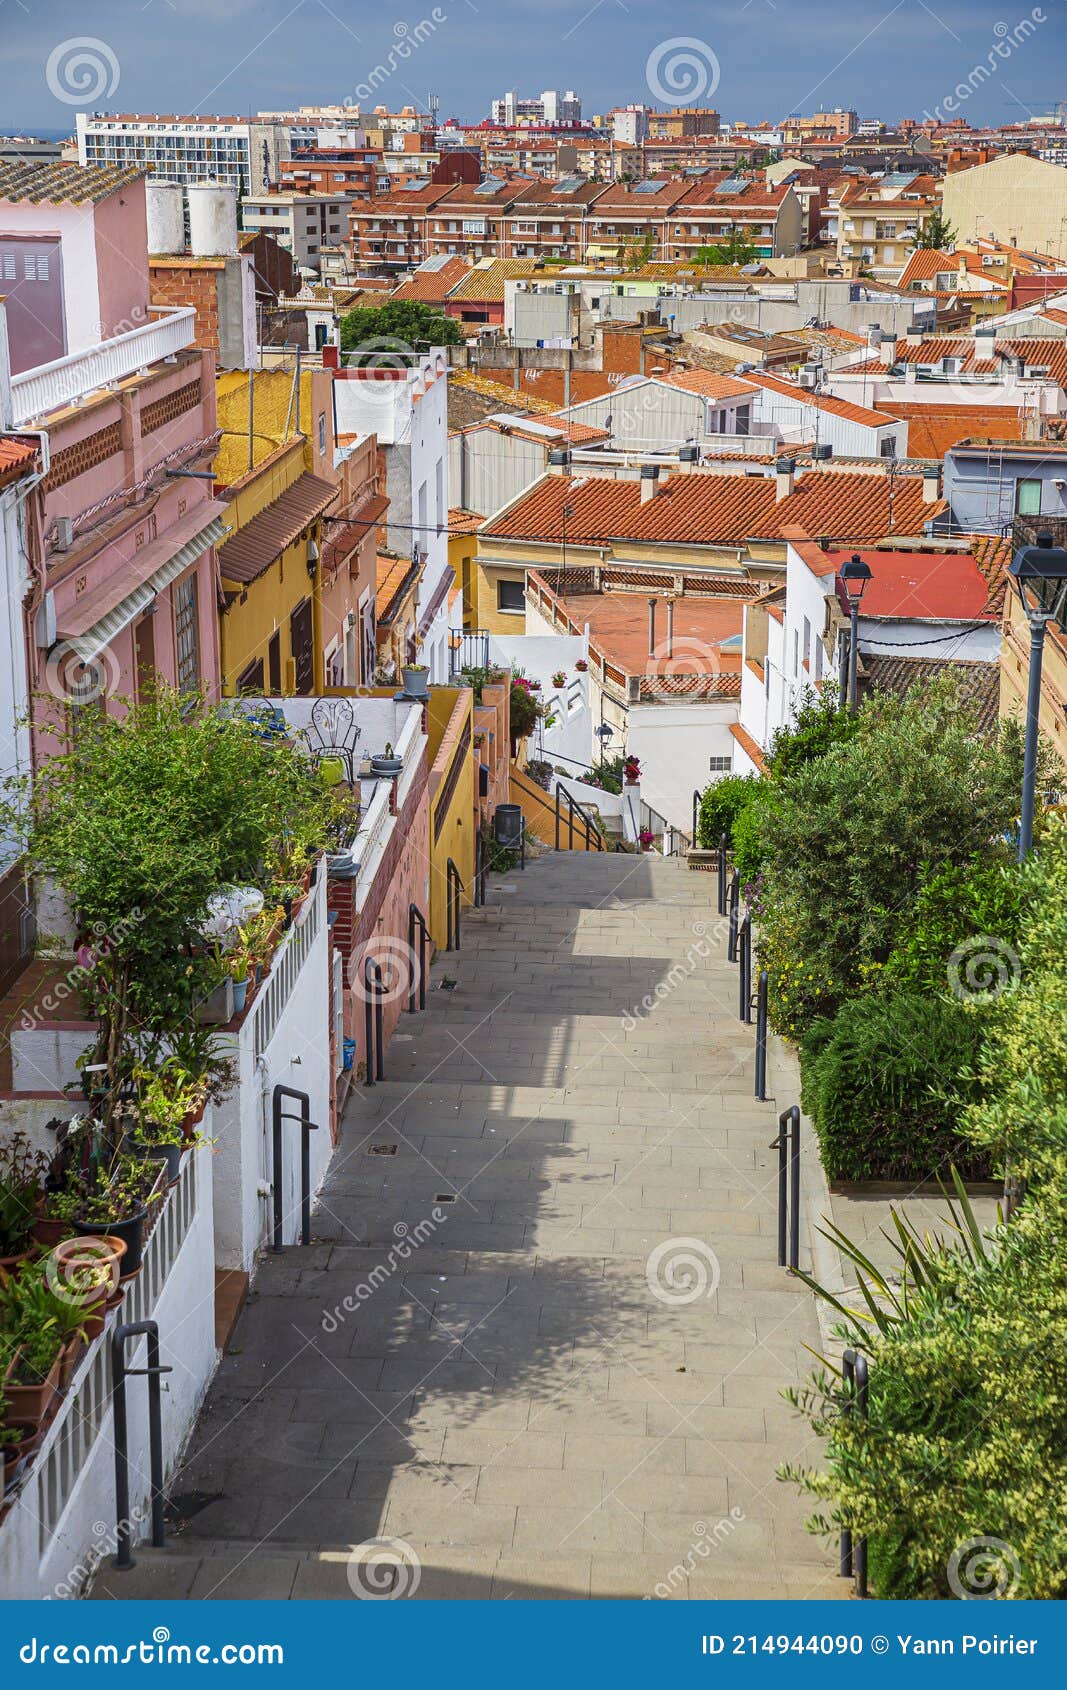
[[187, 181, 238, 258], [146, 179, 185, 256]]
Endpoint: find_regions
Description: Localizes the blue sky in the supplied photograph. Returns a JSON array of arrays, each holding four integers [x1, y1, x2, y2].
[[2, 0, 1065, 133]]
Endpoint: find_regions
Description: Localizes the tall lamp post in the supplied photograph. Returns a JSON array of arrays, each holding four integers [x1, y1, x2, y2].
[[1008, 531, 1067, 860], [837, 554, 872, 713]]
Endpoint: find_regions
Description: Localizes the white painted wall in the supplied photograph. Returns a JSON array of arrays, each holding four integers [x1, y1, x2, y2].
[[489, 630, 593, 772], [627, 700, 738, 832], [0, 306, 33, 878], [0, 1144, 217, 1598]]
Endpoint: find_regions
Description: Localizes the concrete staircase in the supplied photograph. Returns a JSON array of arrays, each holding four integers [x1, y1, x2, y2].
[[90, 851, 848, 1602]]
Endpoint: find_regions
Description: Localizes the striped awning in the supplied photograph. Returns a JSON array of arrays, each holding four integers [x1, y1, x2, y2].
[[57, 507, 229, 663]]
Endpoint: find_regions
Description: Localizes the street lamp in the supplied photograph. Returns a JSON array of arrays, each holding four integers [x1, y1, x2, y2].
[[1008, 530, 1067, 859], [595, 721, 614, 770], [837, 554, 873, 713]]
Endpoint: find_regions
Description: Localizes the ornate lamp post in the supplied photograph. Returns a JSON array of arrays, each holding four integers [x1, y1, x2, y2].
[[1008, 530, 1067, 860], [837, 554, 873, 713]]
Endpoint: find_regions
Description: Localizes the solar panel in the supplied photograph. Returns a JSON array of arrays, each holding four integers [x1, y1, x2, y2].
[[716, 176, 746, 194], [475, 175, 506, 194], [632, 178, 664, 193], [556, 174, 585, 193]]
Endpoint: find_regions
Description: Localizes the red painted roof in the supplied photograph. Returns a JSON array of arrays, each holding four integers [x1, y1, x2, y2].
[[811, 544, 998, 621]]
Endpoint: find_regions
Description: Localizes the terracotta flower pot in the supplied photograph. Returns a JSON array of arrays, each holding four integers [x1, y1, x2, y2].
[[32, 1210, 70, 1248], [2, 1422, 43, 1497], [3, 1348, 63, 1427]]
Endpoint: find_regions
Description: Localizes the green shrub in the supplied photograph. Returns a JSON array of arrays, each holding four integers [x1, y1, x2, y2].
[[878, 852, 1028, 998], [784, 1199, 1067, 1599], [757, 676, 1024, 1038], [765, 687, 860, 779], [696, 773, 761, 850], [731, 787, 770, 885], [799, 991, 991, 1182]]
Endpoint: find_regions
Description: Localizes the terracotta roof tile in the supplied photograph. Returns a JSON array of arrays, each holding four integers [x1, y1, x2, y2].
[[0, 436, 39, 489], [745, 370, 898, 428], [376, 552, 421, 624], [861, 654, 1000, 732], [887, 403, 1031, 458], [849, 337, 1067, 389], [390, 256, 471, 304], [657, 369, 758, 401], [448, 507, 485, 534], [0, 161, 144, 205], [485, 467, 942, 549]]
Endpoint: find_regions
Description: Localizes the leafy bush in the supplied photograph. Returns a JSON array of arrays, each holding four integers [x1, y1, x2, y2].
[[696, 773, 761, 850], [339, 299, 462, 357], [765, 687, 860, 779], [758, 677, 1024, 1038], [878, 852, 1028, 998], [784, 1197, 1067, 1599], [799, 992, 991, 1182]]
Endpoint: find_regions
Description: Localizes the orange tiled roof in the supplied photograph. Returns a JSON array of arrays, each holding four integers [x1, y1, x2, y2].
[[657, 369, 758, 401], [887, 402, 1029, 458], [0, 436, 38, 489], [485, 466, 943, 549], [390, 256, 471, 304], [448, 507, 485, 535], [745, 370, 898, 428], [848, 337, 1067, 388], [969, 532, 1013, 616], [376, 552, 421, 623], [897, 248, 959, 288]]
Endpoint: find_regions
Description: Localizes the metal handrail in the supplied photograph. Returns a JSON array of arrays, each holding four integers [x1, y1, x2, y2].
[[554, 782, 603, 852], [717, 830, 728, 916], [408, 903, 428, 1012], [363, 957, 385, 1085], [738, 912, 752, 1024], [770, 1104, 801, 1271], [840, 1349, 870, 1598], [446, 857, 463, 950], [271, 1084, 319, 1251], [692, 788, 701, 849], [726, 869, 740, 961], [111, 1321, 172, 1570], [754, 969, 769, 1101], [474, 828, 485, 909]]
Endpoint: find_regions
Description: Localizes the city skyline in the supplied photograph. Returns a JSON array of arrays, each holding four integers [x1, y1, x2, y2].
[[1, 0, 1063, 133]]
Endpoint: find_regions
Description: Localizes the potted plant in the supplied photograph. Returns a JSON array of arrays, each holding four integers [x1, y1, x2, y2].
[[624, 755, 641, 785], [70, 1159, 162, 1278], [0, 1263, 88, 1426], [371, 742, 403, 777], [0, 1134, 51, 1270], [47, 1235, 126, 1340], [639, 828, 655, 852], [126, 1069, 198, 1184], [401, 661, 430, 699], [228, 947, 251, 1014], [551, 670, 567, 688], [1, 1399, 41, 1498], [575, 658, 588, 672]]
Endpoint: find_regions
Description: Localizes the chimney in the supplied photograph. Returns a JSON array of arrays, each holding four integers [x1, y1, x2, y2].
[[548, 448, 572, 476], [648, 598, 657, 656], [640, 463, 661, 502], [878, 333, 898, 365], [665, 598, 674, 659], [922, 466, 942, 504], [678, 443, 699, 472], [905, 323, 925, 344], [775, 456, 796, 501]]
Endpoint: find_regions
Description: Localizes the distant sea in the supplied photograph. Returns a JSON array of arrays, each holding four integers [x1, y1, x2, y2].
[[4, 128, 72, 142]]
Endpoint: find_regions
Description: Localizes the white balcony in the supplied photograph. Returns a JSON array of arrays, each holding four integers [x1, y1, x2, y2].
[[9, 305, 198, 428]]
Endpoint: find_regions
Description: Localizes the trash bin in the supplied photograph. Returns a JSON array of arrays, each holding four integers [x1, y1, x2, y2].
[[493, 804, 524, 847]]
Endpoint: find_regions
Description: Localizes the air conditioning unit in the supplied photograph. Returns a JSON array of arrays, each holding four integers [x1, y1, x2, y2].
[[52, 516, 74, 552], [798, 365, 819, 389]]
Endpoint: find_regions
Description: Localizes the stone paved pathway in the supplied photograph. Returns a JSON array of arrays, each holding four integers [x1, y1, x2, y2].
[[92, 852, 846, 1601]]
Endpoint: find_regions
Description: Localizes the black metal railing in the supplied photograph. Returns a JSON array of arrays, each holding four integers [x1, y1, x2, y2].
[[771, 1104, 801, 1272], [754, 969, 769, 1101], [271, 1084, 319, 1251], [111, 1320, 171, 1570], [450, 628, 490, 676], [738, 911, 752, 1024], [555, 783, 603, 852], [692, 788, 701, 850], [474, 828, 486, 908], [407, 903, 428, 1012], [717, 831, 729, 916], [446, 856, 464, 949], [840, 1349, 870, 1598], [726, 868, 740, 962], [363, 957, 385, 1085]]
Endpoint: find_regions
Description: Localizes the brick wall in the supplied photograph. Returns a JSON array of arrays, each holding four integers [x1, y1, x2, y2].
[[149, 261, 223, 357]]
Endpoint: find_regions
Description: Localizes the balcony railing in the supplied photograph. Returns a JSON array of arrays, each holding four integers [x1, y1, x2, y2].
[[9, 305, 198, 427]]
